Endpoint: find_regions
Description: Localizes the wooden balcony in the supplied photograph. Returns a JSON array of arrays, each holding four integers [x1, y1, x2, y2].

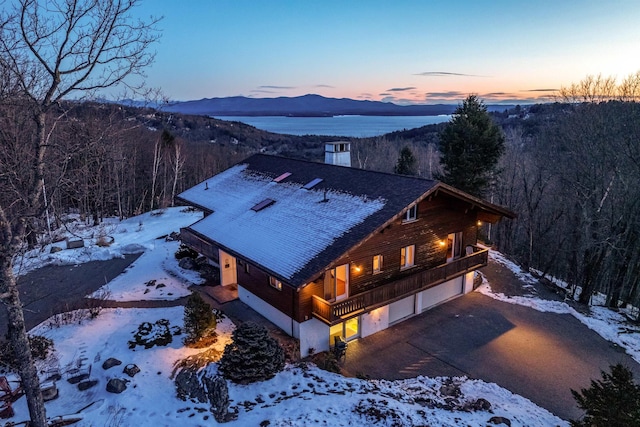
[[312, 247, 488, 325], [180, 227, 219, 261]]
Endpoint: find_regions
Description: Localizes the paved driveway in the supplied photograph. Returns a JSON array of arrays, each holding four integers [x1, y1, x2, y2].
[[342, 283, 640, 421]]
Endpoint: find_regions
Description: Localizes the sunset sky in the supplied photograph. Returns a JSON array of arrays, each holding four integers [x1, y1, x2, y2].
[[133, 0, 640, 104]]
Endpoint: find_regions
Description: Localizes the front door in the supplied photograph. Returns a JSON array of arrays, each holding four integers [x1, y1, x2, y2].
[[219, 249, 237, 286], [324, 264, 349, 301]]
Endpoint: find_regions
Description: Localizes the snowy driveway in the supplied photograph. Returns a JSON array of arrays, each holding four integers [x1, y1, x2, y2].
[[342, 290, 640, 421]]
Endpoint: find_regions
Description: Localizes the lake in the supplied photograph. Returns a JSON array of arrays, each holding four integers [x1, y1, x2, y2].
[[213, 115, 451, 137]]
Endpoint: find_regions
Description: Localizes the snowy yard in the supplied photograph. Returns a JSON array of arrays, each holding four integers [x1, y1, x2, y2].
[[7, 207, 639, 426]]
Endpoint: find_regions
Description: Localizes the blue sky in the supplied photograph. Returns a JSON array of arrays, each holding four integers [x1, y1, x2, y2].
[[132, 0, 640, 104]]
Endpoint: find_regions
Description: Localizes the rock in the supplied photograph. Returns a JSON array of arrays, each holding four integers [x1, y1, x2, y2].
[[166, 231, 180, 241], [67, 373, 90, 384], [439, 381, 461, 398], [123, 364, 140, 377], [203, 375, 230, 423], [78, 379, 99, 391], [488, 416, 512, 426], [179, 257, 197, 270], [50, 246, 63, 253], [106, 378, 128, 394], [463, 397, 492, 412], [175, 366, 207, 403], [156, 283, 166, 289], [66, 238, 84, 249], [102, 357, 122, 370]]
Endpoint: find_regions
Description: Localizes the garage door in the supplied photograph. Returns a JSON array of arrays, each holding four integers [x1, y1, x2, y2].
[[420, 276, 463, 311], [389, 295, 415, 324]]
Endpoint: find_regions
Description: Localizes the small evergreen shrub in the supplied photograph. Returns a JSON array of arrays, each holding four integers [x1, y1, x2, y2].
[[571, 363, 640, 426], [183, 293, 216, 347], [0, 335, 54, 371], [175, 243, 198, 260], [218, 321, 285, 384]]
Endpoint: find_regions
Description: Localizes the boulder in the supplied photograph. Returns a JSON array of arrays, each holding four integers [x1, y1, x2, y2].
[[106, 378, 127, 394], [102, 357, 122, 370], [50, 246, 63, 254], [123, 364, 140, 377], [204, 375, 230, 423], [488, 416, 512, 426], [78, 379, 99, 391], [463, 397, 492, 412]]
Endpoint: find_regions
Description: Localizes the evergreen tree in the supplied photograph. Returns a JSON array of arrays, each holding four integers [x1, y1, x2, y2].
[[571, 364, 640, 427], [183, 293, 215, 345], [218, 321, 285, 384], [438, 95, 505, 197], [394, 146, 418, 176]]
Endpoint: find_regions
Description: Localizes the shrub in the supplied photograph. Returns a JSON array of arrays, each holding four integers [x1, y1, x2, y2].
[[175, 243, 198, 260], [0, 335, 54, 371], [183, 293, 216, 346], [128, 319, 173, 349], [571, 363, 640, 426], [218, 321, 284, 384]]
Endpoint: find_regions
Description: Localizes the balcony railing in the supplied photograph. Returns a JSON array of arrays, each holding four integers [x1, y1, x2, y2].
[[312, 247, 488, 325]]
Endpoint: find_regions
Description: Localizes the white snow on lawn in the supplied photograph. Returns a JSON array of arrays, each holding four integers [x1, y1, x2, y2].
[[480, 249, 640, 365], [6, 306, 566, 427]]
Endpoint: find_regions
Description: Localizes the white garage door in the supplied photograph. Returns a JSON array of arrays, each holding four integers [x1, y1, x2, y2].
[[420, 276, 463, 311], [389, 295, 415, 324]]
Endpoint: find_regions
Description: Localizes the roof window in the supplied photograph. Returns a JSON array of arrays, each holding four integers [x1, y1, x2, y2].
[[303, 178, 323, 190], [251, 198, 275, 212], [273, 172, 291, 183]]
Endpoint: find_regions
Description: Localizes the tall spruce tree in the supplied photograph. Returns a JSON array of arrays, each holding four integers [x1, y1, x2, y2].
[[218, 321, 285, 384], [438, 95, 505, 197], [571, 364, 640, 427], [394, 146, 418, 176]]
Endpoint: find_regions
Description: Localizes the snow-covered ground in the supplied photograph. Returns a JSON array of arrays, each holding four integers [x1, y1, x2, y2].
[[9, 207, 628, 426]]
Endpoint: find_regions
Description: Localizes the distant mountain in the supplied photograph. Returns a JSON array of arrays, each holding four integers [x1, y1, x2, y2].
[[161, 94, 514, 117]]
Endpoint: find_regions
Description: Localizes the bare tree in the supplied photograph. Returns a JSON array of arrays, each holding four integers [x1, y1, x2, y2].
[[0, 1, 159, 425]]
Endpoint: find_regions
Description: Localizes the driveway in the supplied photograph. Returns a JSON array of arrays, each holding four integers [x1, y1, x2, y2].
[[342, 264, 640, 421]]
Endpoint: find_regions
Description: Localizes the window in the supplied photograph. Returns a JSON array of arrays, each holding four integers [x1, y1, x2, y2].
[[251, 198, 275, 212], [400, 245, 415, 269], [373, 255, 383, 273], [403, 204, 418, 222], [446, 232, 464, 261], [269, 276, 283, 291], [244, 263, 250, 274]]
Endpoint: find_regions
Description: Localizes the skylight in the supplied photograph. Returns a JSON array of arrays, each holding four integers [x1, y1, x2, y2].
[[251, 198, 275, 212], [273, 172, 291, 183], [303, 178, 323, 190]]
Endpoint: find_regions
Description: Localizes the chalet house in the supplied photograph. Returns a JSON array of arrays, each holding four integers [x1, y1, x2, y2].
[[177, 143, 514, 357]]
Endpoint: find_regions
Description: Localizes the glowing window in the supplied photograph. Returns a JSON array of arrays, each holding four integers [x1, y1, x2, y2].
[[401, 245, 415, 269], [373, 255, 383, 273], [269, 276, 283, 291]]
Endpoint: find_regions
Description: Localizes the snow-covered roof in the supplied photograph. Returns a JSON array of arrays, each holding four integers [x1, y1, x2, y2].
[[181, 163, 385, 282], [179, 154, 511, 286]]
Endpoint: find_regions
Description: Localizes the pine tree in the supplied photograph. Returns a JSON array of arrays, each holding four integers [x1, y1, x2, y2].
[[571, 364, 640, 427], [218, 321, 285, 384], [394, 146, 418, 176], [183, 293, 215, 345], [438, 95, 505, 197]]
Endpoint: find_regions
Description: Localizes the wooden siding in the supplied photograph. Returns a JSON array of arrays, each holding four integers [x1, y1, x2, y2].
[[312, 247, 488, 325], [298, 193, 483, 322], [180, 227, 219, 262], [236, 259, 296, 319]]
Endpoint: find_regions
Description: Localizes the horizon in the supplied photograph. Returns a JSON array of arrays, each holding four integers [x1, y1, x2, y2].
[[120, 1, 640, 105]]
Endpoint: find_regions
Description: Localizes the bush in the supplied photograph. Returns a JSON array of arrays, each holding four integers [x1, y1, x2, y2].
[[175, 243, 198, 260], [128, 319, 174, 349], [571, 363, 640, 426], [183, 293, 216, 346], [218, 321, 285, 384], [0, 335, 54, 371]]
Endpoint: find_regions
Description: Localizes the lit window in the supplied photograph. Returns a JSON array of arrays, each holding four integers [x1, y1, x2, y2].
[[403, 204, 418, 222], [401, 245, 415, 269], [373, 255, 383, 273], [269, 276, 282, 291]]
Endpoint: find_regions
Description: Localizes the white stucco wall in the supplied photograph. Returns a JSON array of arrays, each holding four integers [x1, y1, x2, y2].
[[238, 286, 293, 335], [464, 271, 475, 293], [298, 318, 330, 357], [360, 306, 389, 338]]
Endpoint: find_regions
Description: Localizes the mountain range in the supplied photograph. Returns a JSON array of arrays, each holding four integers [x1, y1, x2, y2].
[[161, 94, 515, 117]]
